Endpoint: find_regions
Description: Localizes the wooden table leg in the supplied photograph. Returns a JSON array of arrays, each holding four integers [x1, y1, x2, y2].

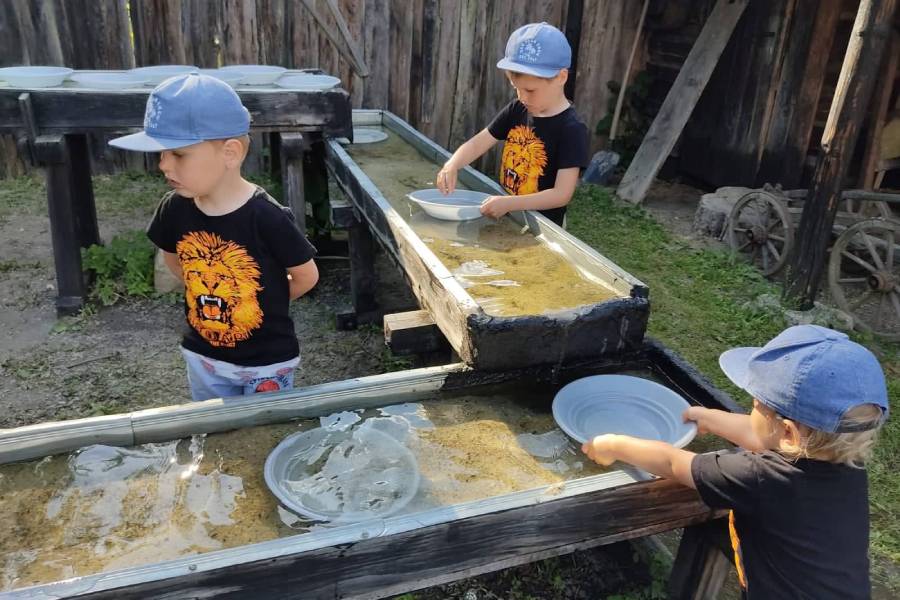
[[278, 132, 307, 233], [303, 136, 331, 236], [35, 134, 88, 316], [668, 519, 733, 600], [67, 134, 101, 248]]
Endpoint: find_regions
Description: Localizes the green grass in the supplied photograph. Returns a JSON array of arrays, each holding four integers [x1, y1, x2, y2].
[[568, 185, 900, 589]]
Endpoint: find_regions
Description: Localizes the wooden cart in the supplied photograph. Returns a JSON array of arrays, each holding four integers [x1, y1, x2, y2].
[[725, 186, 900, 340]]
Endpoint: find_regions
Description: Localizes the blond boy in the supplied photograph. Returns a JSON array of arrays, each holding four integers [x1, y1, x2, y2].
[[437, 22, 589, 226], [584, 325, 889, 599], [110, 74, 319, 401]]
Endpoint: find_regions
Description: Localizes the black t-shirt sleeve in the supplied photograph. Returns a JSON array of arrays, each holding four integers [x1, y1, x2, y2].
[[691, 450, 761, 514], [263, 208, 318, 268], [146, 192, 179, 253], [557, 119, 590, 171], [487, 100, 518, 141]]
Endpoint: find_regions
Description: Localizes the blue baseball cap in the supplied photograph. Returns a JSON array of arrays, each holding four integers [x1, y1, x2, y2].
[[719, 325, 889, 433], [497, 22, 571, 78], [109, 73, 251, 152]]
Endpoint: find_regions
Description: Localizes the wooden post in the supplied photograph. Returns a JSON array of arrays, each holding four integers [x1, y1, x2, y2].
[[756, 0, 843, 188], [785, 0, 898, 309], [668, 520, 733, 600], [35, 135, 87, 316], [278, 132, 307, 234], [303, 138, 332, 236], [67, 134, 101, 249], [347, 214, 379, 318]]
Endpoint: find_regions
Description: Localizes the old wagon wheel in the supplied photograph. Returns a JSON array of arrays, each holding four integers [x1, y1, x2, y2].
[[828, 219, 900, 341], [726, 191, 793, 276]]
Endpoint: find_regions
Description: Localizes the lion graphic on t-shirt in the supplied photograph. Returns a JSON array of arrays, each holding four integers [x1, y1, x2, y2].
[[500, 125, 548, 195], [176, 231, 263, 348]]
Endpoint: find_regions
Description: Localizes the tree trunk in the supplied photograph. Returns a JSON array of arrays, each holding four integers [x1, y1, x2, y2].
[[784, 0, 898, 309]]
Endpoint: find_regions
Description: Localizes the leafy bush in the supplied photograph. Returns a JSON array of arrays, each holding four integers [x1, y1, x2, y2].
[[82, 230, 155, 305]]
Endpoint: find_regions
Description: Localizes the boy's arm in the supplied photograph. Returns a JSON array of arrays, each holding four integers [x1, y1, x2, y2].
[[437, 129, 500, 194], [480, 167, 579, 218], [683, 407, 766, 452], [583, 434, 697, 489], [287, 259, 319, 300], [161, 250, 183, 279]]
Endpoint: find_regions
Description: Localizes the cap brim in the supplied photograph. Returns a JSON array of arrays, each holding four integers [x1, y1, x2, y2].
[[496, 58, 561, 78], [108, 131, 202, 152], [718, 347, 759, 391]]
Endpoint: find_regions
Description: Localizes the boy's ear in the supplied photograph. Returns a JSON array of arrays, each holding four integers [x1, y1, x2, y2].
[[781, 418, 803, 447], [556, 68, 569, 85], [222, 138, 245, 168]]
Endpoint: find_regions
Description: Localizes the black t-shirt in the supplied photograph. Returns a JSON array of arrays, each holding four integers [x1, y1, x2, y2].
[[487, 99, 590, 225], [147, 188, 317, 366], [692, 450, 871, 600]]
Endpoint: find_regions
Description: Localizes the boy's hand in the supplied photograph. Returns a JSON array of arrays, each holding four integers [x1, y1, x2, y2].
[[582, 434, 619, 466], [480, 195, 514, 219], [436, 164, 458, 195], [683, 406, 711, 435]]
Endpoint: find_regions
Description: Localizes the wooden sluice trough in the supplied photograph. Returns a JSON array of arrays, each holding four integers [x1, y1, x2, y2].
[[0, 341, 735, 599], [325, 110, 649, 370]]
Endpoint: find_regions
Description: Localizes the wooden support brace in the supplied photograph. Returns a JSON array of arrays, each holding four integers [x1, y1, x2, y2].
[[329, 196, 357, 229], [384, 309, 450, 356], [278, 132, 308, 233], [668, 519, 733, 600]]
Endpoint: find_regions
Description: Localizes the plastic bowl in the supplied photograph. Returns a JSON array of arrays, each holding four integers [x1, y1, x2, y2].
[[220, 65, 286, 85], [275, 74, 341, 91], [0, 66, 73, 88], [198, 69, 245, 88], [264, 426, 420, 523], [407, 189, 489, 222], [129, 65, 199, 85], [70, 72, 148, 90], [552, 374, 697, 448]]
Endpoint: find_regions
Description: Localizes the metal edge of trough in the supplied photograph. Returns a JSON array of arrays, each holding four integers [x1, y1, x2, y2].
[[0, 364, 466, 465], [336, 110, 650, 370], [7, 472, 641, 599]]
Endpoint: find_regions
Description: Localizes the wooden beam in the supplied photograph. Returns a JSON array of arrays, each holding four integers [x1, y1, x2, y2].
[[859, 32, 900, 189], [617, 0, 749, 204], [301, 0, 370, 78], [668, 519, 733, 600], [384, 309, 450, 355], [785, 0, 898, 308], [72, 478, 720, 600], [756, 0, 843, 187], [278, 132, 308, 233]]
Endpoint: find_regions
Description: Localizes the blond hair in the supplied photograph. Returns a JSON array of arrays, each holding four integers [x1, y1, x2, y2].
[[779, 404, 884, 468]]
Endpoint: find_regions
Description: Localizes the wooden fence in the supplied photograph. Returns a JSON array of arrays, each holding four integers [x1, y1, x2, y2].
[[0, 0, 658, 178]]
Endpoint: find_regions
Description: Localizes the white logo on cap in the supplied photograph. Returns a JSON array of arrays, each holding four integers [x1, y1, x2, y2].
[[145, 96, 163, 131], [518, 40, 542, 63]]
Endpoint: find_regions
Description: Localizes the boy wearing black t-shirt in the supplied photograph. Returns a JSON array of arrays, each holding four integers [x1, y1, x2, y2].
[[110, 74, 318, 401], [437, 22, 589, 227], [583, 325, 889, 599]]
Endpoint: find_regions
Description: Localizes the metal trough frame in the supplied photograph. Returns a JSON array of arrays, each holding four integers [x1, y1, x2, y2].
[[1, 340, 737, 599], [326, 110, 650, 371]]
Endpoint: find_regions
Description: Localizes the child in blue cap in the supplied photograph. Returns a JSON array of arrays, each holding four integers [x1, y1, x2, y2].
[[110, 74, 319, 401], [437, 22, 589, 226], [583, 325, 889, 599]]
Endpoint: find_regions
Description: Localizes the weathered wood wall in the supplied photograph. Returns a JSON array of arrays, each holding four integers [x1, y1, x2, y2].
[[0, 0, 648, 179]]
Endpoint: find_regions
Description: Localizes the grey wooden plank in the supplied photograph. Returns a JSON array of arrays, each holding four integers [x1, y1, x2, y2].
[[0, 89, 353, 138], [617, 0, 749, 204]]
